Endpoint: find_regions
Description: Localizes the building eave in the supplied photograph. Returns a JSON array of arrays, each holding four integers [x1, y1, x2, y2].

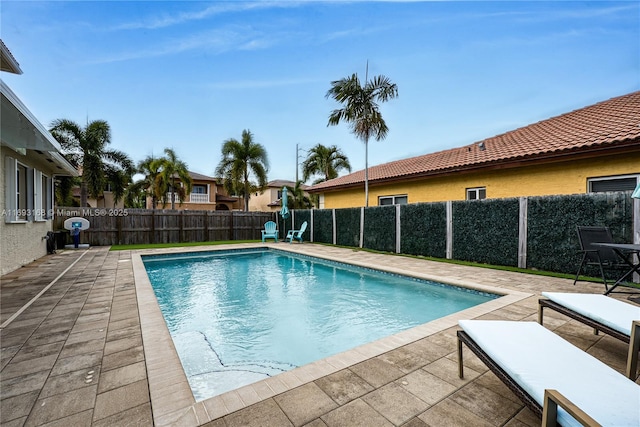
[[0, 80, 77, 176], [0, 40, 22, 74]]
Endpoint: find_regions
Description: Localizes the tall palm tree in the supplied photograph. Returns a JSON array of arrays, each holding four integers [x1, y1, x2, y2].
[[136, 155, 163, 209], [326, 66, 398, 206], [302, 144, 352, 185], [215, 129, 269, 211], [155, 148, 192, 209], [50, 118, 134, 207]]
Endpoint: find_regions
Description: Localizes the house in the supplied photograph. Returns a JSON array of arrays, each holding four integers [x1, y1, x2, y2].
[[70, 182, 125, 209], [249, 180, 310, 211], [308, 91, 640, 208], [1, 40, 78, 274], [154, 171, 242, 211]]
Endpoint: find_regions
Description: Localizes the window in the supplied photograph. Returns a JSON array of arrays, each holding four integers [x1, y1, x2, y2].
[[4, 156, 53, 222], [4, 157, 28, 221], [192, 184, 208, 194], [466, 187, 486, 200], [34, 170, 52, 220], [16, 163, 28, 219], [588, 175, 639, 193], [378, 195, 408, 206]]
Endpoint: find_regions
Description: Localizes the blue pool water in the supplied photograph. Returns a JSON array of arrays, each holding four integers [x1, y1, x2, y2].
[[143, 249, 496, 400]]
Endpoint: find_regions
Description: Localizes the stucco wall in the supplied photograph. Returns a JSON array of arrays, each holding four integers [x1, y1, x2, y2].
[[1, 146, 55, 275], [321, 152, 640, 208], [250, 188, 279, 212]]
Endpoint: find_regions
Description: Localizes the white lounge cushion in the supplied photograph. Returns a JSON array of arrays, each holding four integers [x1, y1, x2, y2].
[[459, 320, 640, 427], [542, 292, 640, 336]]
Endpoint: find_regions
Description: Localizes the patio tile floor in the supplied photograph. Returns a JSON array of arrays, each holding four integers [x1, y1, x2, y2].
[[1, 244, 638, 426]]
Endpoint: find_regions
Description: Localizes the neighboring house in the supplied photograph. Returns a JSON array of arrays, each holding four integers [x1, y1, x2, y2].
[[154, 171, 242, 211], [70, 182, 125, 209], [250, 180, 310, 212], [309, 91, 640, 208], [1, 40, 78, 274]]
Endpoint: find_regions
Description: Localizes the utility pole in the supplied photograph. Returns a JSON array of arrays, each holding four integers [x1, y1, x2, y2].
[[295, 143, 299, 184]]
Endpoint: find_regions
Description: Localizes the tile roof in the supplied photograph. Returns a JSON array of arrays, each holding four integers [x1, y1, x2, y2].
[[268, 179, 310, 190], [310, 91, 640, 192], [188, 171, 218, 181]]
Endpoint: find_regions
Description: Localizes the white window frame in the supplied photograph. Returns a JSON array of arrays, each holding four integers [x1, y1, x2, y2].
[[4, 156, 18, 222], [34, 169, 43, 221], [33, 170, 52, 221], [587, 174, 639, 193], [192, 184, 208, 194], [466, 187, 487, 200], [4, 156, 31, 223], [4, 157, 53, 223], [378, 195, 408, 206]]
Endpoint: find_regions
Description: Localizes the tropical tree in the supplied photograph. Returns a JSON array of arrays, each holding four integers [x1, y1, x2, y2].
[[50, 118, 134, 207], [326, 66, 398, 206], [286, 180, 313, 209], [215, 129, 269, 211], [135, 155, 164, 209], [123, 180, 148, 208], [55, 175, 80, 207], [155, 148, 192, 209], [302, 143, 352, 185]]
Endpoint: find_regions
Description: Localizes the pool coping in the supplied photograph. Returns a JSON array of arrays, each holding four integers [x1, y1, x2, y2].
[[132, 243, 532, 426]]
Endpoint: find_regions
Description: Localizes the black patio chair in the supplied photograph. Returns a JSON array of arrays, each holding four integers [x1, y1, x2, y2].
[[573, 226, 628, 290]]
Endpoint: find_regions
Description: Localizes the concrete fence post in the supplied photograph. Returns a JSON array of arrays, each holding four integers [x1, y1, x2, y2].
[[518, 197, 528, 269], [446, 201, 453, 259]]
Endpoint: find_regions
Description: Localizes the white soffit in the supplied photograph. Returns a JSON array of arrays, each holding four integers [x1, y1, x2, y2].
[[1, 80, 77, 175]]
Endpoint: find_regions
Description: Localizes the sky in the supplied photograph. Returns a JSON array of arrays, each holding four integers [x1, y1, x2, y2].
[[2, 1, 639, 185]]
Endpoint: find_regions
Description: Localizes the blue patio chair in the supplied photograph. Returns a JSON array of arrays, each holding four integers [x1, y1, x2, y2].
[[261, 221, 278, 242], [286, 221, 308, 243]]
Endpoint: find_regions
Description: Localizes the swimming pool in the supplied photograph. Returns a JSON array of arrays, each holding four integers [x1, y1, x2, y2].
[[142, 248, 497, 401]]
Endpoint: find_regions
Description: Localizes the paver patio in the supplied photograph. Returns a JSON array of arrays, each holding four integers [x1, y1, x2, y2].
[[1, 243, 638, 426]]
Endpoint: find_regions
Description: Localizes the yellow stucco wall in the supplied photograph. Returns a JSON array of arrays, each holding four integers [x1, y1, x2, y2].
[[322, 153, 640, 208]]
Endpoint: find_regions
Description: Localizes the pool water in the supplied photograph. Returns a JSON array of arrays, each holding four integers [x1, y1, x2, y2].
[[143, 249, 496, 400]]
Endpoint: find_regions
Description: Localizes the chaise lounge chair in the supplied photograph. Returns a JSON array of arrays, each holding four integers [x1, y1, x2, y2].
[[261, 221, 278, 242], [286, 221, 307, 243], [457, 320, 640, 427], [538, 292, 640, 380]]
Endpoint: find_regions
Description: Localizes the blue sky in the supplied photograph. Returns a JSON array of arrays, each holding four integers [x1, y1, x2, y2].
[[2, 1, 638, 184]]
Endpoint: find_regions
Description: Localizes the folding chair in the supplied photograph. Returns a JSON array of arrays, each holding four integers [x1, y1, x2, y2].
[[573, 226, 627, 290]]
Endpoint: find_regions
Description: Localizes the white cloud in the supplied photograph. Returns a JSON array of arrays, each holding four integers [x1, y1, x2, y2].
[[111, 1, 306, 31]]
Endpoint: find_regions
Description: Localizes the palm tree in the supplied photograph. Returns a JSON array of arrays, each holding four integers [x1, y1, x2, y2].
[[286, 180, 312, 209], [215, 129, 269, 211], [55, 175, 80, 207], [155, 148, 192, 209], [136, 155, 163, 209], [326, 66, 398, 206], [50, 118, 134, 207], [123, 180, 148, 208], [302, 144, 352, 185], [106, 168, 133, 208]]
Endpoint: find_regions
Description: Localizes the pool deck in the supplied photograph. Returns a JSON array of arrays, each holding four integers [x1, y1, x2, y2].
[[1, 243, 638, 426]]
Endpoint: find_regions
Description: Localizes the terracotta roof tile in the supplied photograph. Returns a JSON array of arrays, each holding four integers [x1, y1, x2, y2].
[[310, 91, 640, 191]]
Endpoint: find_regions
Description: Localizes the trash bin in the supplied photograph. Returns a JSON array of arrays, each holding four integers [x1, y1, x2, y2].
[[54, 231, 67, 250]]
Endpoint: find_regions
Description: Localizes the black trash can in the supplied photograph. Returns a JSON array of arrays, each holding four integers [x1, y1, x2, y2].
[[54, 231, 68, 250]]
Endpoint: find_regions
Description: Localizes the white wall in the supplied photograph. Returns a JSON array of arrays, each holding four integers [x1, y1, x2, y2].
[[1, 146, 55, 275]]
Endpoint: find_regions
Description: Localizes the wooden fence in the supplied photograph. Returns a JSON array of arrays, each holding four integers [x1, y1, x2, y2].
[[53, 208, 275, 246]]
